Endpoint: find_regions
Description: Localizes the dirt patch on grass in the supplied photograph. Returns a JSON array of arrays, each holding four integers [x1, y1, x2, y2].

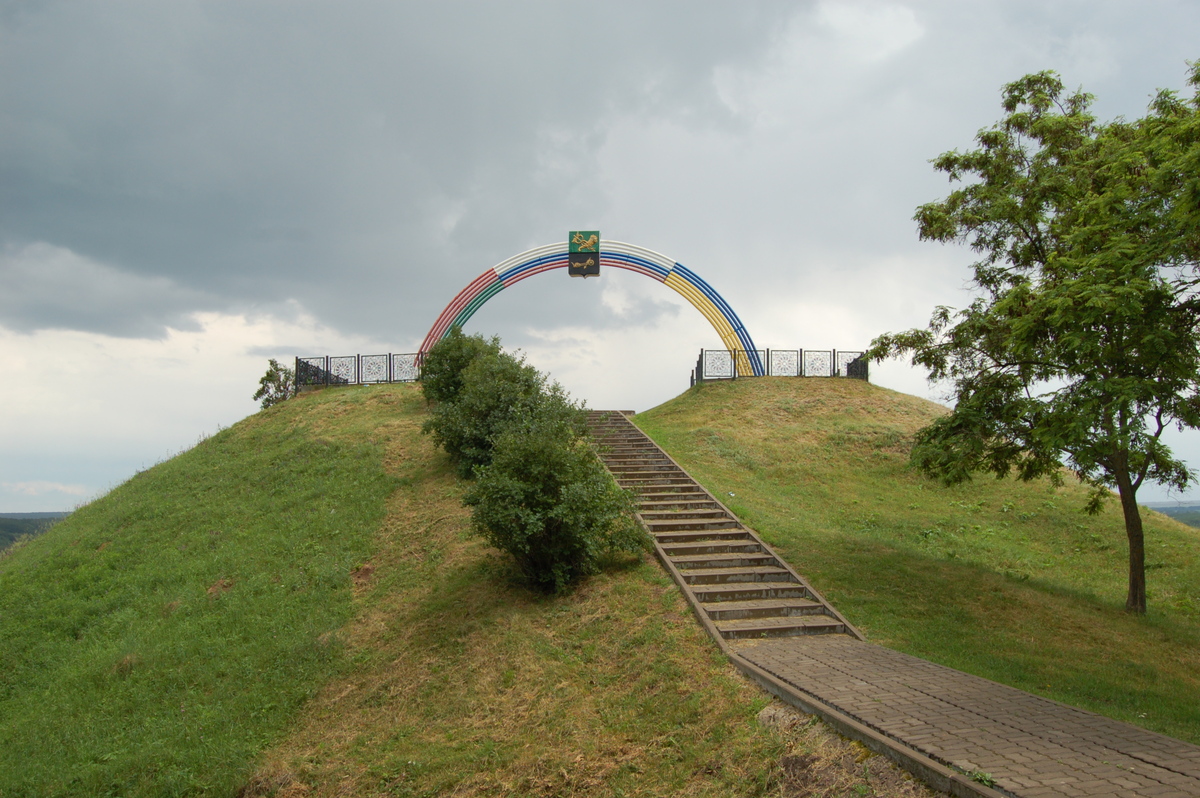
[[758, 703, 946, 797], [350, 561, 375, 589], [207, 577, 234, 597], [237, 766, 303, 797]]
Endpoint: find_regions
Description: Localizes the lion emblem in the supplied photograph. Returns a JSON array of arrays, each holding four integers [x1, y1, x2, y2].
[[571, 232, 599, 252]]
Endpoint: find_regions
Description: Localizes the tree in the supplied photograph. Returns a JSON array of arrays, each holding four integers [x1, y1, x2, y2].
[[420, 326, 502, 405], [464, 392, 644, 593], [869, 66, 1200, 614], [422, 347, 546, 478], [253, 358, 296, 409]]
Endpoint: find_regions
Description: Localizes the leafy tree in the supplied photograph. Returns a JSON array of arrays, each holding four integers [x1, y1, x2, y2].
[[869, 66, 1200, 614], [422, 347, 545, 478], [465, 396, 644, 593], [253, 358, 296, 409], [420, 326, 502, 405]]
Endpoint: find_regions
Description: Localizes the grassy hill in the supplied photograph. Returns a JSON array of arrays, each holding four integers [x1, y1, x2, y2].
[[4, 377, 1196, 796], [0, 387, 398, 795], [635, 377, 1200, 744], [2, 384, 888, 798]]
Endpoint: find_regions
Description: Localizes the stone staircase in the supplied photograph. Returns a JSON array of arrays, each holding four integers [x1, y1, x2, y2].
[[587, 411, 861, 644]]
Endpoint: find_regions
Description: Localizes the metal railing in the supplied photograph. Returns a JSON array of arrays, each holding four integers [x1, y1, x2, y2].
[[295, 347, 866, 389], [691, 349, 867, 385], [296, 353, 422, 387]]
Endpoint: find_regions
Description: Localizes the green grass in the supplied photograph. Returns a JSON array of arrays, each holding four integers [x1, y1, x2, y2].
[[0, 383, 858, 798], [248, 386, 799, 798], [14, 375, 1189, 796], [635, 377, 1200, 744], [0, 386, 402, 796]]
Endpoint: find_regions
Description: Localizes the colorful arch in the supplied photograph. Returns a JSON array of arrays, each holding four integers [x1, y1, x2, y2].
[[420, 240, 764, 376]]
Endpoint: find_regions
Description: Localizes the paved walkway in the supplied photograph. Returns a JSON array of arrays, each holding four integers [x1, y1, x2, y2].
[[736, 635, 1200, 797], [588, 410, 1200, 798]]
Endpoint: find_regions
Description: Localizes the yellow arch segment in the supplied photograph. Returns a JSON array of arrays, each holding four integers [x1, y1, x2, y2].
[[663, 272, 755, 375]]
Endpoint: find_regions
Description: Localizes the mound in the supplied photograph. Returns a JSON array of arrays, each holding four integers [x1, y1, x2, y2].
[[636, 377, 1200, 744], [0, 385, 401, 795], [4, 383, 935, 797]]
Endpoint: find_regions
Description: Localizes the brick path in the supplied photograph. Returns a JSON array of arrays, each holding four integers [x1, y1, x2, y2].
[[736, 635, 1200, 797], [588, 410, 1200, 798]]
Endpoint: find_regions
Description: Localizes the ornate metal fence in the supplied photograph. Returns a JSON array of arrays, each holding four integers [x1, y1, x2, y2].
[[691, 349, 867, 385], [296, 353, 422, 387]]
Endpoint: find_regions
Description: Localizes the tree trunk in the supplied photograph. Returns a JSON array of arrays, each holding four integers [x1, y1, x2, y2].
[[1114, 466, 1147, 614]]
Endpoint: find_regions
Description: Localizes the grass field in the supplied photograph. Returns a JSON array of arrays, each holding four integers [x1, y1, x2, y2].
[[5, 375, 1195, 796], [0, 386, 398, 796], [635, 377, 1200, 745], [1, 383, 939, 797]]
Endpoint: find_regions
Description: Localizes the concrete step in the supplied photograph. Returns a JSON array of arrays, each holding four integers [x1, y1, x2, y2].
[[659, 540, 764, 557], [669, 552, 780, 570], [635, 492, 710, 502], [609, 464, 683, 475], [617, 476, 695, 486], [689, 583, 813, 603], [680, 566, 793, 585], [641, 509, 731, 521], [653, 528, 753, 544], [713, 615, 847, 640], [638, 498, 723, 511], [648, 516, 739, 528], [633, 487, 709, 497], [604, 453, 673, 462], [701, 597, 825, 620]]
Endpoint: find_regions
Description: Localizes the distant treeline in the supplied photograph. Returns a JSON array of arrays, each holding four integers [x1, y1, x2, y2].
[[1151, 506, 1200, 529], [0, 514, 66, 550]]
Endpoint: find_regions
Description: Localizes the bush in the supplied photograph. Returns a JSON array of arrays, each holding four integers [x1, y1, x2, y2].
[[253, 358, 296, 409], [465, 393, 645, 593], [420, 326, 502, 405], [422, 348, 545, 478]]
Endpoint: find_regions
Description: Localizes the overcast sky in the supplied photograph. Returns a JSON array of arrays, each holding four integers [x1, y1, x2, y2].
[[3, 1, 1199, 512]]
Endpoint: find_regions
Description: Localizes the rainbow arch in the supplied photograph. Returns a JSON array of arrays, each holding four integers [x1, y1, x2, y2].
[[420, 240, 764, 376]]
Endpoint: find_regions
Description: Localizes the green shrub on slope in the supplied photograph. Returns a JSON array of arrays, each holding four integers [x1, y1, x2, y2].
[[466, 399, 644, 593], [422, 346, 544, 478], [419, 326, 502, 406]]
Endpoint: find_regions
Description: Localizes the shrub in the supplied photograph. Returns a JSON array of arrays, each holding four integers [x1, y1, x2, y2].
[[420, 326, 502, 405], [423, 348, 545, 478], [465, 394, 645, 593], [253, 358, 296, 409]]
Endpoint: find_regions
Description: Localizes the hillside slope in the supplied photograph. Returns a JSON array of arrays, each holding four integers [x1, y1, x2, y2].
[[0, 385, 399, 796], [635, 377, 1200, 744], [2, 383, 941, 798]]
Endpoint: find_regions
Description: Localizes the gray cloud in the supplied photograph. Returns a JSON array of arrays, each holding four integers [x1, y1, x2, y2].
[[0, 242, 212, 337], [0, 1, 802, 340], [1, 1, 1198, 347]]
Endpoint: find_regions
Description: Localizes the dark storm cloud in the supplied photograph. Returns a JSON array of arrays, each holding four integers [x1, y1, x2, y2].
[[0, 1, 799, 340], [3, 1, 1199, 347], [0, 242, 212, 338]]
